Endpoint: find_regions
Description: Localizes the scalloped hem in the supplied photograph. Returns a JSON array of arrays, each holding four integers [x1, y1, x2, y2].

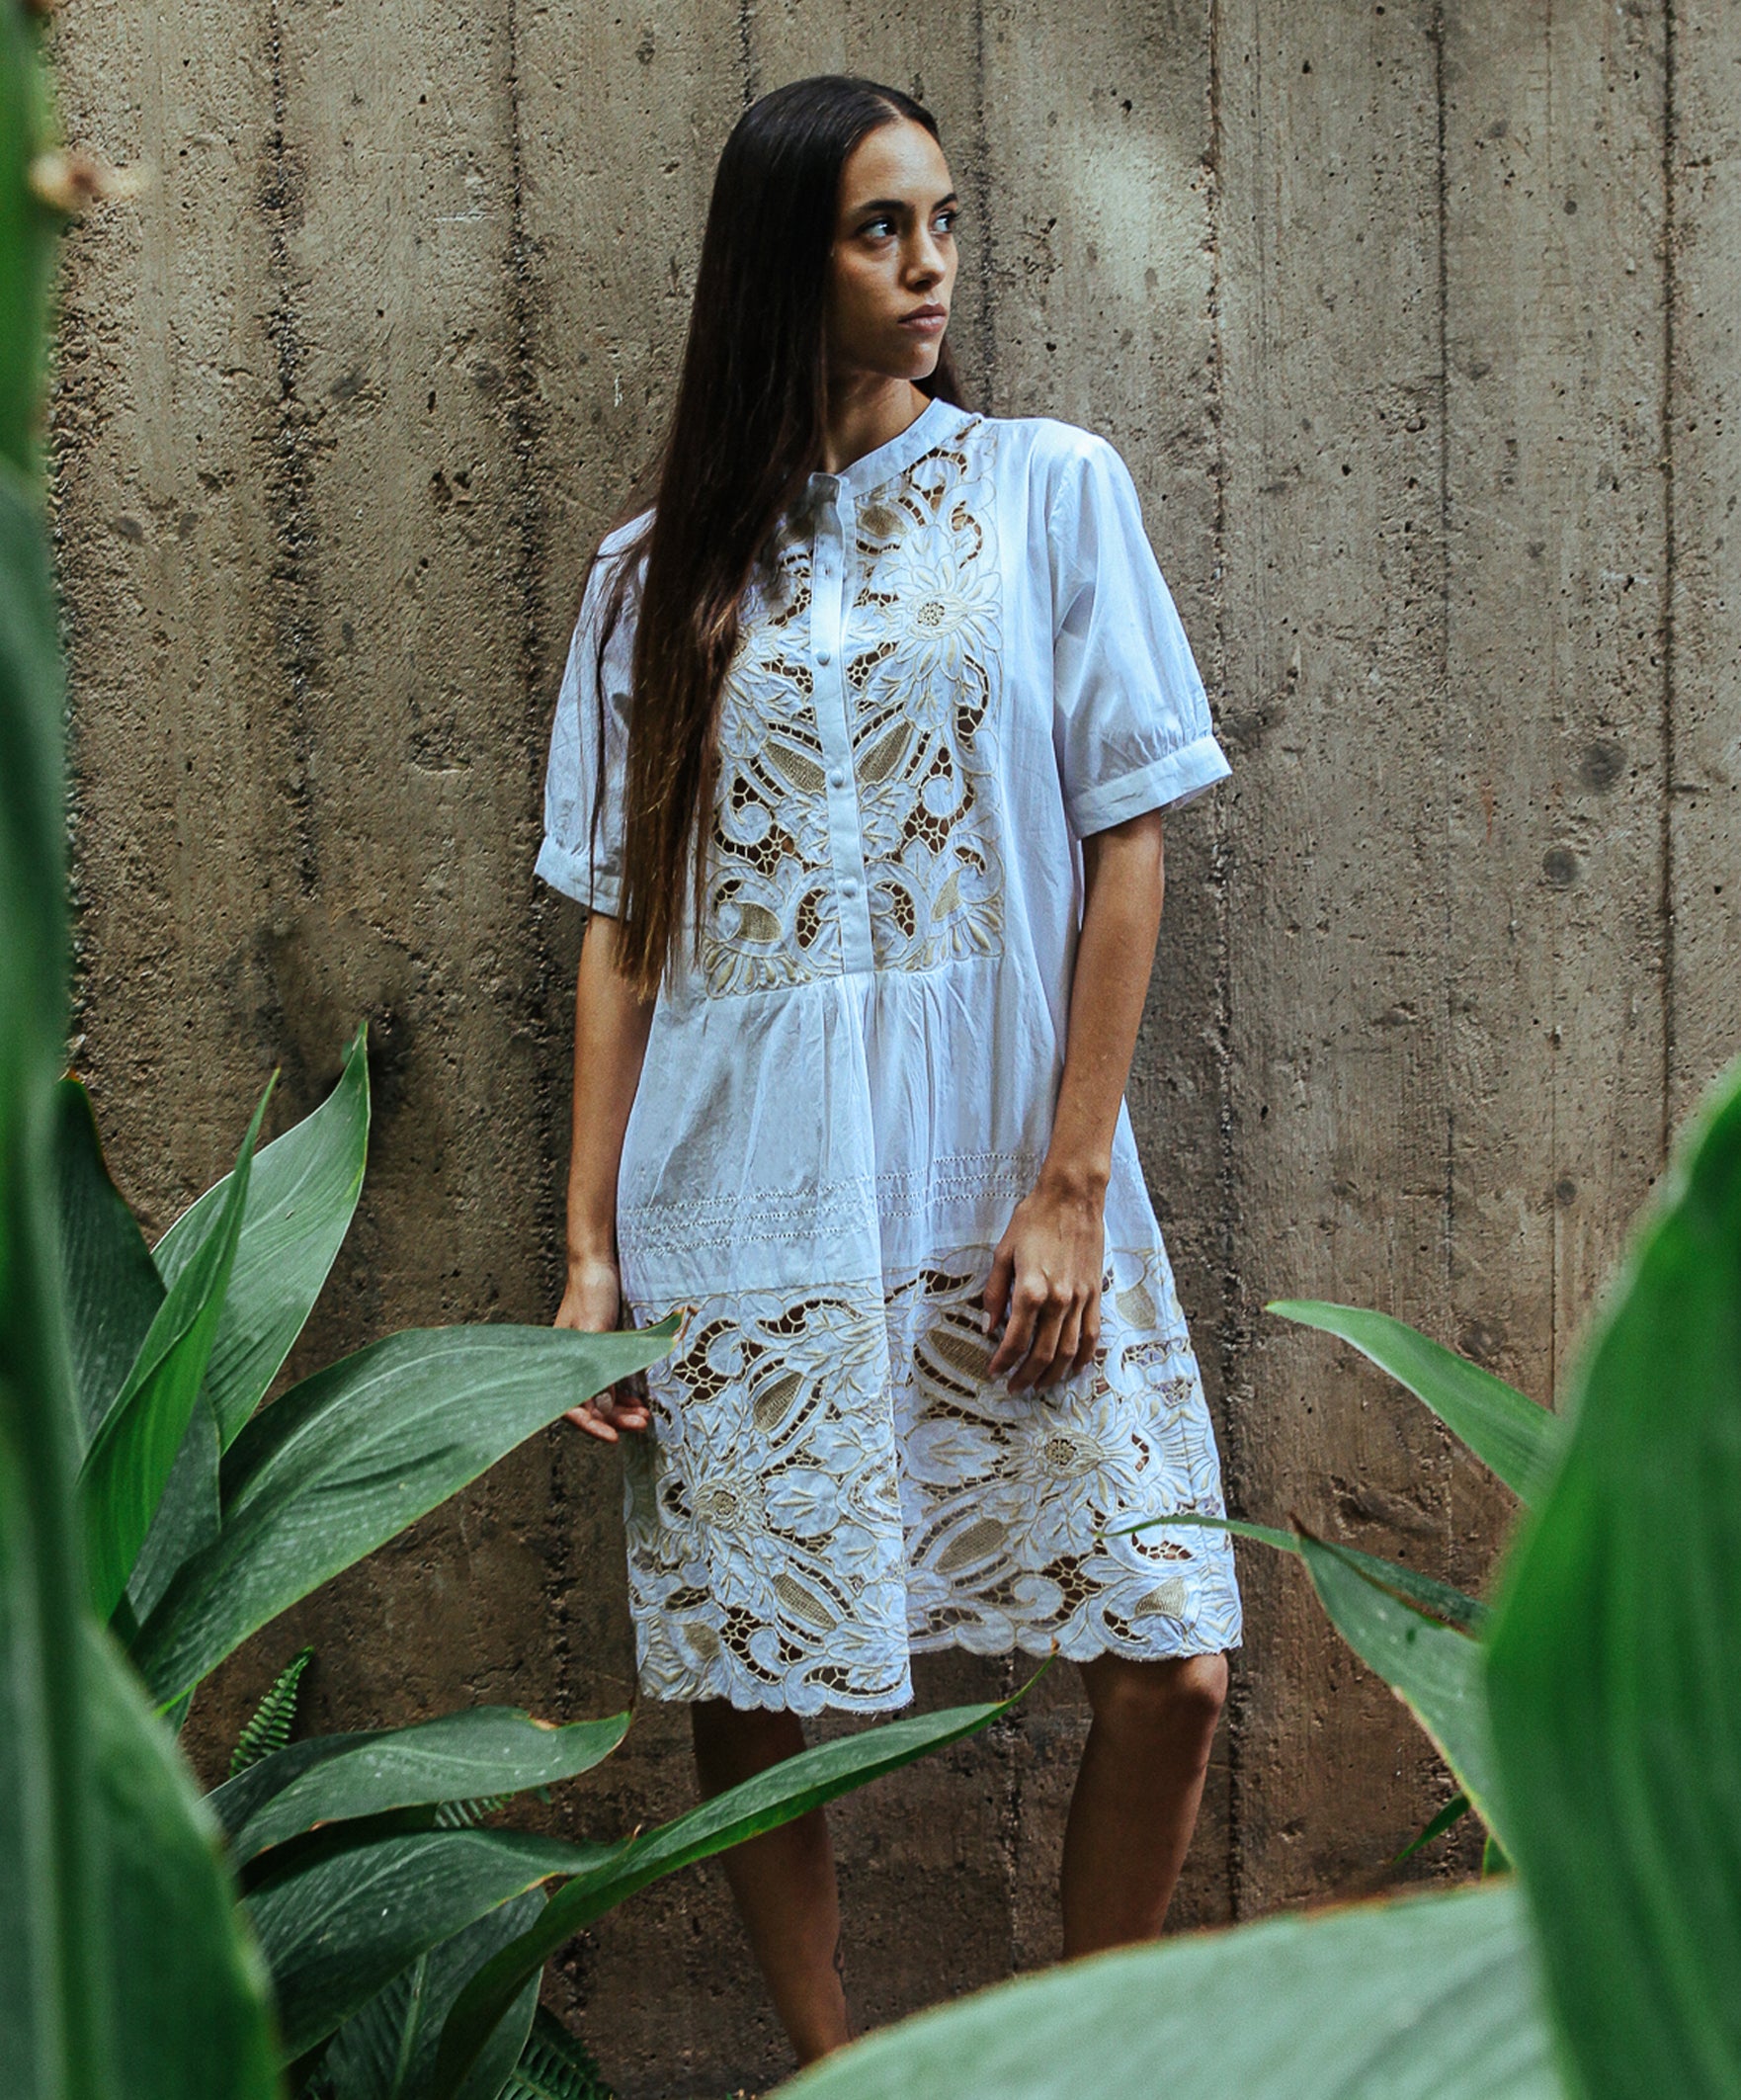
[[633, 1616, 1243, 1718]]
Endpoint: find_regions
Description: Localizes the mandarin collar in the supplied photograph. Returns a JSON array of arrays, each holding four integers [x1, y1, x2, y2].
[[805, 394, 971, 504]]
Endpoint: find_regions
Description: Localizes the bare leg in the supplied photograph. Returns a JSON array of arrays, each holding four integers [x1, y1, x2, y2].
[[1060, 1651, 1229, 1959], [690, 1700, 852, 2065]]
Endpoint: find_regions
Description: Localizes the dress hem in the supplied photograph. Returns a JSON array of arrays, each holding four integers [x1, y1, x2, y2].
[[633, 1617, 1244, 1718]]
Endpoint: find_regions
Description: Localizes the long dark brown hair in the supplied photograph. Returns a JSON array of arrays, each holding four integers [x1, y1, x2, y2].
[[578, 73, 968, 999]]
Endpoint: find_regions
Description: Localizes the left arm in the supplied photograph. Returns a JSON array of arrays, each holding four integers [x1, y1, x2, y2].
[[983, 808, 1166, 1388]]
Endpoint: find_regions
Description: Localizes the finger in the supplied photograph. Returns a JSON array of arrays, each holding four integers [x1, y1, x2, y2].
[[988, 1276, 1044, 1379], [981, 1248, 1015, 1335], [1069, 1309, 1100, 1380], [563, 1401, 619, 1442], [1040, 1300, 1086, 1388], [1010, 1295, 1067, 1391], [610, 1384, 651, 1430]]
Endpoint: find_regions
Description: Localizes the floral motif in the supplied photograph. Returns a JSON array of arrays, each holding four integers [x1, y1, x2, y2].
[[851, 422, 1005, 970], [694, 418, 1006, 995], [700, 529, 840, 997], [622, 1242, 1242, 1714]]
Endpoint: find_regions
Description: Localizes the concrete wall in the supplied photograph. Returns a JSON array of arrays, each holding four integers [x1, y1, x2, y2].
[[45, 1, 1739, 2092]]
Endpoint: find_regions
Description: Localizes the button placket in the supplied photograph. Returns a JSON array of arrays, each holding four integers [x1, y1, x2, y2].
[[808, 479, 874, 972]]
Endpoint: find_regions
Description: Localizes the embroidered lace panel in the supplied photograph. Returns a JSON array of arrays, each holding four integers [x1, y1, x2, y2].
[[621, 1242, 1242, 1714], [698, 418, 1006, 998]]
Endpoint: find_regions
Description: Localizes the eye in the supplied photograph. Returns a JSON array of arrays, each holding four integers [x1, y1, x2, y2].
[[862, 215, 897, 238]]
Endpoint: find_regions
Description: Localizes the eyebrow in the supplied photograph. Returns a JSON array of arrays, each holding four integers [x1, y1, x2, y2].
[[852, 191, 960, 215]]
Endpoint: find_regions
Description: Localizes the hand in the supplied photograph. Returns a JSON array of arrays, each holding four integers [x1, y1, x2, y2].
[[555, 1252, 652, 1441], [982, 1170, 1107, 1391]]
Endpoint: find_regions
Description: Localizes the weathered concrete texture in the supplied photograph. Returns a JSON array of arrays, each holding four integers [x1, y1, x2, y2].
[[44, 0, 1739, 2093]]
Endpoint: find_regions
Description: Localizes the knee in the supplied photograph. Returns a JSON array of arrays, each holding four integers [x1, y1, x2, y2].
[[1082, 1651, 1228, 1746]]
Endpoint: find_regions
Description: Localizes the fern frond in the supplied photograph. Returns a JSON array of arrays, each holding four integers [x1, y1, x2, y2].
[[503, 2006, 614, 2100], [228, 1645, 313, 1778], [434, 1791, 513, 1829]]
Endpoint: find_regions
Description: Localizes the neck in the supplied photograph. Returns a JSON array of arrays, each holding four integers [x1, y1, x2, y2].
[[818, 375, 930, 474]]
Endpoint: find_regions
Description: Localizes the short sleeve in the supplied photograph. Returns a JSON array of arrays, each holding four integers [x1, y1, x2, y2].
[[534, 531, 644, 914], [1046, 433, 1230, 837]]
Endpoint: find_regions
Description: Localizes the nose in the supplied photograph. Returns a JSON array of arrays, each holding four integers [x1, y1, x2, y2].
[[906, 220, 950, 286]]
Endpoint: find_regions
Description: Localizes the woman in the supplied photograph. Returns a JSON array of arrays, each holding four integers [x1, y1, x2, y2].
[[539, 74, 1241, 2067]]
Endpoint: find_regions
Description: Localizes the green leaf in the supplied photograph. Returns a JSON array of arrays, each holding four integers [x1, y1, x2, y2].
[[210, 1729, 373, 1842], [1118, 1511, 1489, 1636], [132, 1315, 683, 1707], [320, 1890, 544, 2100], [1269, 1300, 1564, 1504], [51, 1077, 164, 1444], [231, 1644, 315, 1778], [0, 1, 60, 477], [432, 1693, 1022, 2099], [774, 1883, 1557, 2099], [0, 374, 105, 2099], [125, 1388, 220, 1626], [1486, 1058, 1741, 2100], [1298, 1535, 1506, 1849], [155, 1023, 371, 1449], [1391, 1791, 1471, 1869], [86, 1621, 281, 2100], [247, 1827, 615, 2059], [233, 1708, 630, 1867], [78, 1081, 271, 1620]]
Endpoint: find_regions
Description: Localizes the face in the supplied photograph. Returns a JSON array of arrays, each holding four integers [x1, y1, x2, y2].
[[825, 119, 959, 384]]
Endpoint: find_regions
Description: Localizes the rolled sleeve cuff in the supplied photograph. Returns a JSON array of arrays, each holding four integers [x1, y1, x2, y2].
[[535, 835, 622, 915], [1065, 732, 1232, 838]]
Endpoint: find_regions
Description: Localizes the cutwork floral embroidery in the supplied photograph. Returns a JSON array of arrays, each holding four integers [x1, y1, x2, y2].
[[622, 1243, 1241, 1715], [698, 418, 1006, 997]]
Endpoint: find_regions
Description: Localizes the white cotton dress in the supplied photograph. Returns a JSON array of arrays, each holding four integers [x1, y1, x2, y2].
[[537, 392, 1242, 1715]]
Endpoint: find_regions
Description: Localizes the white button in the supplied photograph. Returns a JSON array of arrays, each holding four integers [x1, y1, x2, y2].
[[841, 880, 858, 898], [828, 767, 846, 790], [817, 648, 832, 666]]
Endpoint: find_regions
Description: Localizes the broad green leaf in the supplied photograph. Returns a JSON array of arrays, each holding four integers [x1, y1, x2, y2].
[[0, 455, 107, 2097], [209, 1728, 373, 1843], [1119, 1511, 1489, 1635], [1487, 1059, 1741, 2100], [125, 1389, 219, 1625], [433, 1693, 1021, 2098], [1299, 1535, 1506, 1849], [233, 1708, 629, 1866], [0, 2, 59, 476], [155, 1023, 371, 1449], [246, 1826, 616, 2058], [776, 1883, 1557, 2100], [85, 1623, 281, 2100], [133, 1315, 683, 1706], [51, 1077, 164, 1443], [319, 1891, 544, 2100], [1269, 1300, 1563, 1504], [78, 1083, 270, 1620]]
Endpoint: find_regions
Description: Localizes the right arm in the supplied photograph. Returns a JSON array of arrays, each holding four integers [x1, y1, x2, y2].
[[553, 907, 657, 1440]]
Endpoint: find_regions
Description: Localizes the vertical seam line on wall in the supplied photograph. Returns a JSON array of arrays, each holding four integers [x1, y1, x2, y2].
[[262, 0, 317, 903], [739, 1, 757, 113], [971, 0, 997, 409], [504, 0, 572, 1722], [967, 0, 1020, 1949], [1205, 0, 1245, 1928], [1432, 0, 1456, 1416], [1658, 0, 1679, 1146]]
